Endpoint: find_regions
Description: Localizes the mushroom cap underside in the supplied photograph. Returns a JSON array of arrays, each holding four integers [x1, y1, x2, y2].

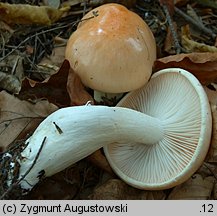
[[65, 3, 156, 93], [104, 68, 212, 190]]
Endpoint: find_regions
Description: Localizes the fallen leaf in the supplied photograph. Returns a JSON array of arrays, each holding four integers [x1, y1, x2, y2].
[[27, 64, 60, 87], [181, 25, 217, 53], [26, 46, 66, 85], [26, 166, 80, 199], [89, 179, 166, 200], [205, 87, 217, 162], [39, 46, 66, 68], [67, 67, 94, 106], [168, 174, 215, 200], [154, 52, 217, 85], [205, 85, 217, 105], [87, 150, 114, 175], [213, 181, 217, 199], [20, 60, 70, 107], [197, 163, 216, 178], [0, 91, 58, 152], [0, 3, 69, 25]]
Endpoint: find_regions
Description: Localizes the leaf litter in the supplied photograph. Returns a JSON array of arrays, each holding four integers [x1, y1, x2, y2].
[[0, 91, 58, 152], [0, 0, 217, 200]]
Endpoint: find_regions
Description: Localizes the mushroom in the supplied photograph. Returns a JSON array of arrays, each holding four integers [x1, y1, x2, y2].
[[104, 68, 212, 190], [8, 68, 211, 191], [65, 3, 156, 102]]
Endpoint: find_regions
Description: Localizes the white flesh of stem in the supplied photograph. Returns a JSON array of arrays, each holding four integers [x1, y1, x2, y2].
[[18, 105, 164, 190]]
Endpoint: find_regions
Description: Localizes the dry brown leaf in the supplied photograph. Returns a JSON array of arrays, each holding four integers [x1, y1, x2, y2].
[[89, 179, 166, 200], [0, 91, 58, 152], [39, 46, 66, 68], [181, 25, 217, 53], [20, 60, 70, 107], [197, 163, 215, 179], [87, 150, 114, 175], [168, 174, 215, 200], [27, 63, 60, 87], [205, 85, 217, 105], [0, 3, 69, 25], [26, 166, 80, 199], [205, 87, 217, 162], [27, 46, 66, 86], [67, 67, 94, 106], [154, 52, 217, 85], [213, 181, 217, 199]]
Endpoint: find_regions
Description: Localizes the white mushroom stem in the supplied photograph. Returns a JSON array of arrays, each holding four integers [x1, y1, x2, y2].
[[17, 105, 164, 190]]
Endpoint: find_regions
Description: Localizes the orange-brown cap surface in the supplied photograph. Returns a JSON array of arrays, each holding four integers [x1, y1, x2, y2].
[[65, 3, 156, 93]]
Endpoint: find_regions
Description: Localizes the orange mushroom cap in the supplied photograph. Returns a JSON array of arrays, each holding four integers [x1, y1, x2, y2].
[[65, 3, 156, 93]]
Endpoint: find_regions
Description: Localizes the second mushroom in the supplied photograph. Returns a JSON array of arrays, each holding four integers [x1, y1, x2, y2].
[[6, 68, 212, 191], [65, 3, 156, 103]]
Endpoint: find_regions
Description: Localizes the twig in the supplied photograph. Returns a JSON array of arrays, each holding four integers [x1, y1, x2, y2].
[[174, 6, 216, 39], [161, 4, 182, 54], [0, 137, 47, 200], [18, 137, 47, 183], [82, 0, 88, 17], [0, 116, 44, 126], [11, 56, 20, 75], [0, 21, 78, 63], [0, 13, 98, 63]]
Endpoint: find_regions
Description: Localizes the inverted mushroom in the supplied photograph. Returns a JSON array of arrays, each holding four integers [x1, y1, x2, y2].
[[104, 68, 212, 190], [6, 68, 211, 191], [65, 3, 156, 102]]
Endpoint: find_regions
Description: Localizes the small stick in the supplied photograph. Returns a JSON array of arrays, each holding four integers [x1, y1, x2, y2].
[[82, 0, 87, 17], [0, 15, 97, 63], [0, 22, 75, 63], [174, 6, 216, 39], [161, 4, 182, 54]]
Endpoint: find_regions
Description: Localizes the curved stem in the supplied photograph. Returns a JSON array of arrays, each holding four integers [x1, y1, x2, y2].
[[17, 105, 164, 190]]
